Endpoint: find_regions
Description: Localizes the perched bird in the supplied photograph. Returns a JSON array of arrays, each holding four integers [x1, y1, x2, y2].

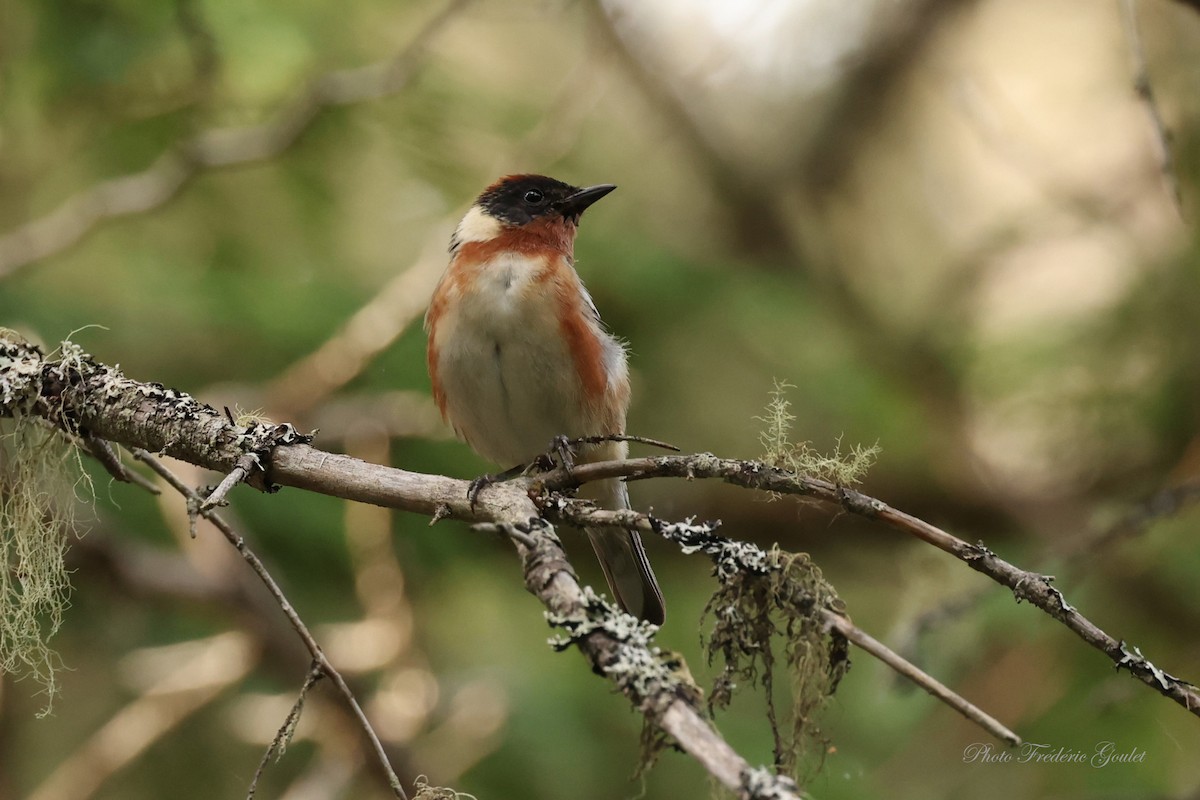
[[424, 174, 665, 624]]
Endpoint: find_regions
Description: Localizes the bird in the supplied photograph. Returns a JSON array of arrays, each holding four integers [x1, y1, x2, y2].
[[424, 174, 665, 625]]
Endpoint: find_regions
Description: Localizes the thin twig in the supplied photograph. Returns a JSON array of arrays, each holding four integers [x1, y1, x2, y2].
[[473, 521, 537, 548], [201, 452, 259, 511], [66, 428, 160, 494], [247, 663, 325, 800], [26, 415, 161, 493], [823, 612, 1020, 746], [1119, 0, 1185, 217], [0, 0, 473, 278], [129, 448, 410, 800], [892, 474, 1200, 667], [1081, 478, 1200, 555], [568, 433, 681, 452]]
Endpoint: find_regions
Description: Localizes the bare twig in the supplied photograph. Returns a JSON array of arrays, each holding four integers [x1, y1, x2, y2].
[[824, 613, 1020, 746], [889, 473, 1200, 673], [1119, 0, 1185, 217], [248, 663, 325, 800], [0, 0, 473, 279], [1084, 478, 1200, 554], [568, 433, 681, 452], [72, 430, 160, 494], [25, 414, 160, 492], [201, 452, 260, 510], [130, 448, 410, 800]]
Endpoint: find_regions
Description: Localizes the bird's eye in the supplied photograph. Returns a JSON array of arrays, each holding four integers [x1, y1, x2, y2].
[[523, 189, 545, 205]]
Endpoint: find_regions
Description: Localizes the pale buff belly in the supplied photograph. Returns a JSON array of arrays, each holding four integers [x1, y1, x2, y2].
[[434, 256, 604, 465]]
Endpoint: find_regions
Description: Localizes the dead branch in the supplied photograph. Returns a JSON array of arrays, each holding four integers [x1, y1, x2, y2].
[[2, 338, 805, 798], [247, 663, 324, 800], [825, 614, 1018, 745], [202, 452, 261, 510]]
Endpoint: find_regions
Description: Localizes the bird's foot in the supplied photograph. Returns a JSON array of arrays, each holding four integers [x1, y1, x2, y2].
[[549, 435, 576, 474], [467, 462, 528, 510], [468, 437, 580, 509]]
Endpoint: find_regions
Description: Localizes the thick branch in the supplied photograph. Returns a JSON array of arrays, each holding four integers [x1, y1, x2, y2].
[[1, 339, 794, 798]]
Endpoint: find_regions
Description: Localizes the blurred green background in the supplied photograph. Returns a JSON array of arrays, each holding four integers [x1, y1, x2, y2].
[[2, 0, 1200, 797]]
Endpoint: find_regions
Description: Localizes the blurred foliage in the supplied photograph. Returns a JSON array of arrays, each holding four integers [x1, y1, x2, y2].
[[2, 0, 1200, 798]]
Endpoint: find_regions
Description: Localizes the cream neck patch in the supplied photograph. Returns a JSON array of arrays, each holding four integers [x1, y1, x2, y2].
[[450, 205, 503, 252]]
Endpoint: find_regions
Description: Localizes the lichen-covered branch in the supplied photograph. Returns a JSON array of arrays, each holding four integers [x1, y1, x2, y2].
[[486, 518, 801, 798], [6, 336, 1197, 731], [0, 337, 800, 799], [550, 503, 1021, 747], [554, 455, 1200, 718]]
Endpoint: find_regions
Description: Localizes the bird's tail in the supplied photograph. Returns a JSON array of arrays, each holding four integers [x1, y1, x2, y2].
[[583, 478, 665, 625]]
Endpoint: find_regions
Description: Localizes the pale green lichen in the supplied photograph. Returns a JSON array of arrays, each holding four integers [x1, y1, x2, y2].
[[0, 336, 93, 715], [0, 418, 77, 715], [411, 776, 477, 800], [233, 406, 269, 428], [756, 380, 879, 491]]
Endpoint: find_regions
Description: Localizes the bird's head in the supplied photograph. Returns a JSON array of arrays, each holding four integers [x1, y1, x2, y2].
[[450, 174, 616, 254]]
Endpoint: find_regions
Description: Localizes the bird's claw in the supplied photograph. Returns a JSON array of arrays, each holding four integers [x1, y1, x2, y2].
[[467, 474, 496, 511], [467, 460, 531, 509], [467, 436, 579, 510], [550, 435, 576, 474]]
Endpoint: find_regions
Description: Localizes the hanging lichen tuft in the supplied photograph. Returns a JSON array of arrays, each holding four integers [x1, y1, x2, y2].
[[1, 333, 87, 714], [704, 545, 850, 781]]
